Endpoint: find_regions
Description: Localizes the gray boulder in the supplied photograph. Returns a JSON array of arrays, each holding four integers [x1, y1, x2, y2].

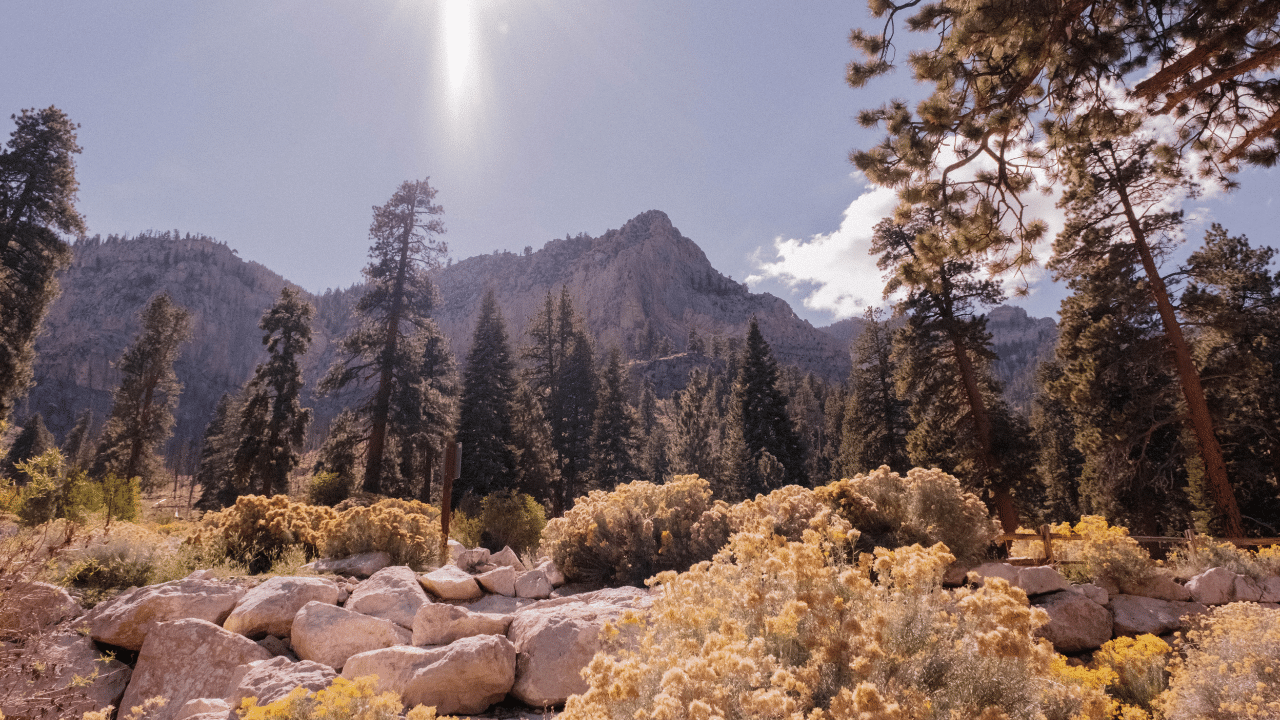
[[342, 635, 516, 715], [412, 603, 513, 646], [1109, 595, 1206, 637], [227, 656, 337, 709], [83, 573, 246, 651], [291, 601, 411, 671], [1032, 590, 1112, 653], [346, 566, 430, 628], [223, 576, 340, 639]]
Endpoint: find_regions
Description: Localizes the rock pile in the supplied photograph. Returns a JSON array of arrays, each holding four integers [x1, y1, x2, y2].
[[967, 562, 1280, 654], [8, 544, 650, 719]]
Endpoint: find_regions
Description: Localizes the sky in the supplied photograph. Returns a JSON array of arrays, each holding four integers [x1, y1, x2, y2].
[[3, 1, 1276, 326]]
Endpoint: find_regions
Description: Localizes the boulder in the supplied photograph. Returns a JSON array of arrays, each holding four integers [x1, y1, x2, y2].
[[0, 631, 132, 719], [257, 634, 297, 660], [514, 570, 553, 599], [1032, 591, 1113, 653], [1260, 576, 1280, 603], [227, 656, 337, 709], [1073, 583, 1109, 606], [465, 595, 539, 615], [84, 574, 246, 651], [1109, 595, 1206, 637], [420, 565, 483, 601], [291, 601, 411, 671], [507, 587, 651, 706], [412, 603, 513, 646], [476, 565, 517, 597], [346, 566, 431, 628], [119, 618, 272, 720], [1233, 574, 1264, 603], [447, 538, 466, 561], [1126, 574, 1193, 602], [0, 581, 82, 639], [304, 551, 392, 579], [342, 635, 516, 715], [490, 546, 526, 572], [173, 698, 231, 720], [1186, 567, 1240, 605], [223, 576, 340, 639], [455, 547, 491, 572], [1016, 566, 1069, 597], [536, 558, 566, 587]]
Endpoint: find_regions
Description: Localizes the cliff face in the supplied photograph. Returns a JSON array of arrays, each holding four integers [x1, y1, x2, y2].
[[986, 305, 1058, 415], [21, 213, 853, 458]]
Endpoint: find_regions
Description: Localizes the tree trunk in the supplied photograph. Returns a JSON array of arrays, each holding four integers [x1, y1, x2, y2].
[[1113, 178, 1245, 537]]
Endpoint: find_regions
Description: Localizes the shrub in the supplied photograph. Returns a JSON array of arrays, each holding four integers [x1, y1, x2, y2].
[[306, 471, 351, 507], [560, 530, 1109, 720], [61, 538, 155, 601], [472, 491, 546, 555], [197, 495, 336, 573], [818, 466, 999, 565], [319, 500, 442, 570], [539, 475, 722, 586], [1051, 516, 1163, 593], [1094, 634, 1170, 714], [1159, 603, 1280, 720], [237, 675, 456, 720], [1169, 536, 1280, 580], [14, 450, 105, 526]]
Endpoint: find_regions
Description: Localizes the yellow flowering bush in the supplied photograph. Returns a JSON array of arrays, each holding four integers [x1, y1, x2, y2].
[[319, 501, 442, 570], [237, 675, 457, 720], [196, 495, 336, 569], [561, 529, 1109, 720], [540, 475, 722, 586], [1050, 516, 1163, 593], [1159, 603, 1280, 720], [1169, 536, 1280, 580], [818, 466, 999, 565], [1095, 635, 1171, 715]]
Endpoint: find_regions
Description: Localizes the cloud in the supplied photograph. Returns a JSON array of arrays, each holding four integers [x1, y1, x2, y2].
[[747, 184, 900, 321]]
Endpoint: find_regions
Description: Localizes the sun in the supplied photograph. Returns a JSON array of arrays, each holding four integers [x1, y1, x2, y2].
[[442, 0, 473, 95]]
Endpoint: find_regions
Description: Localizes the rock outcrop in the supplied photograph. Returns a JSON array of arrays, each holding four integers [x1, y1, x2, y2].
[[83, 573, 245, 651]]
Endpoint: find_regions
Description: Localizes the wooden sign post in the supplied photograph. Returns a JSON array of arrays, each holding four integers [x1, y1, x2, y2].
[[440, 442, 460, 561]]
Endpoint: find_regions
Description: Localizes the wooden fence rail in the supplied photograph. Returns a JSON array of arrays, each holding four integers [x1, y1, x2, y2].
[[995, 526, 1280, 564]]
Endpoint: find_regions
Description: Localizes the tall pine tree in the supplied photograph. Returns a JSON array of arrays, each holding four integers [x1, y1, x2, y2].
[[455, 289, 518, 503], [322, 179, 446, 495], [231, 288, 314, 496], [726, 317, 804, 497], [92, 293, 191, 489], [590, 347, 640, 488], [839, 308, 910, 476], [0, 107, 83, 422]]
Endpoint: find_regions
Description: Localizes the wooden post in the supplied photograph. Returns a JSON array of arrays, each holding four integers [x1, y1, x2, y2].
[[440, 442, 460, 561], [1040, 524, 1054, 564]]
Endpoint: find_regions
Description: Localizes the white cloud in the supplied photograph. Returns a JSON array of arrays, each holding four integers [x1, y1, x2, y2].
[[747, 183, 899, 320]]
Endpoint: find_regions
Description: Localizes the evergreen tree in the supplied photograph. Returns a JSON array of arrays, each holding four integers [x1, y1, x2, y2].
[[729, 317, 805, 496], [397, 320, 460, 502], [591, 347, 640, 488], [321, 179, 446, 495], [194, 392, 243, 510], [1045, 249, 1189, 534], [822, 384, 847, 480], [455, 289, 518, 503], [510, 378, 559, 504], [92, 294, 191, 489], [3, 413, 55, 482], [0, 107, 83, 422], [670, 367, 718, 480], [61, 409, 94, 473], [636, 381, 671, 485], [1031, 361, 1084, 523], [840, 308, 910, 476], [1181, 225, 1280, 534], [787, 372, 830, 484], [311, 410, 363, 505], [549, 328, 597, 512], [874, 213, 1032, 531], [231, 288, 314, 496]]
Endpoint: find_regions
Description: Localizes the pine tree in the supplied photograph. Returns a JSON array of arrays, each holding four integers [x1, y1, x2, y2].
[[455, 289, 518, 503], [591, 347, 640, 488], [839, 308, 910, 476], [822, 384, 847, 479], [92, 294, 191, 489], [670, 367, 718, 480], [61, 409, 94, 473], [231, 288, 314, 496], [549, 329, 597, 512], [0, 107, 83, 422], [311, 410, 363, 505], [3, 413, 55, 482], [1031, 361, 1084, 523], [510, 378, 559, 504], [194, 393, 244, 510], [730, 317, 805, 496], [636, 381, 671, 485], [787, 372, 830, 484], [397, 320, 460, 503], [1181, 225, 1280, 534], [874, 213, 1031, 531], [322, 179, 446, 495]]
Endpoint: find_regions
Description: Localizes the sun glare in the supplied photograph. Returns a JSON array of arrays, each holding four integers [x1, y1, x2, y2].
[[442, 0, 473, 94]]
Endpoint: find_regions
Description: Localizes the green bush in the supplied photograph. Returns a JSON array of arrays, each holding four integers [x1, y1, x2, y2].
[[61, 539, 155, 603], [13, 450, 104, 526], [306, 471, 351, 507], [474, 491, 546, 555]]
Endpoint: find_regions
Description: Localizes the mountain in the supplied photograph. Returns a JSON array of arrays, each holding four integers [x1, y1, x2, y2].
[[986, 305, 1058, 415], [19, 212, 852, 460]]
